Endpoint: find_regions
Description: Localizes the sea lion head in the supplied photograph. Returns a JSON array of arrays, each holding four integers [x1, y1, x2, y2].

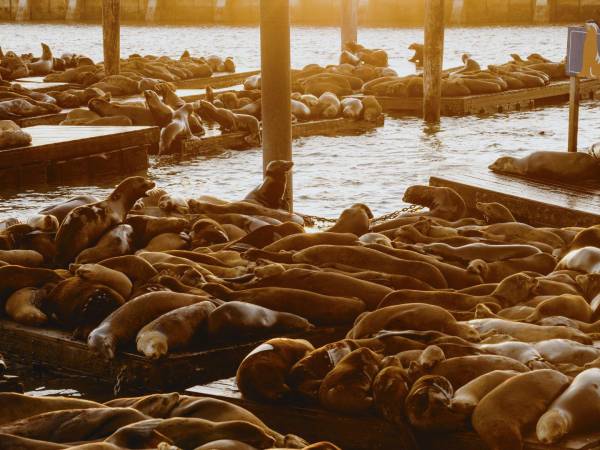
[[190, 218, 228, 247], [493, 272, 537, 306], [87, 326, 116, 360], [265, 160, 294, 178], [109, 176, 156, 210], [408, 42, 421, 51], [40, 43, 52, 59], [536, 409, 570, 444], [489, 156, 522, 174], [576, 273, 600, 300], [255, 263, 286, 279], [405, 374, 467, 431], [467, 259, 488, 277], [143, 89, 162, 106], [158, 195, 189, 215], [373, 365, 409, 425], [137, 330, 168, 360]]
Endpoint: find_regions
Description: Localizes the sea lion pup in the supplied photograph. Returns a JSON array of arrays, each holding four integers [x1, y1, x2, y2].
[[403, 185, 466, 221], [206, 301, 313, 338], [472, 370, 570, 450], [327, 204, 373, 236], [468, 318, 592, 344], [88, 291, 208, 360], [422, 242, 540, 263], [188, 200, 304, 225], [451, 370, 521, 414], [74, 263, 133, 299], [429, 355, 529, 389], [0, 407, 150, 443], [538, 368, 600, 444], [202, 283, 365, 326], [246, 245, 447, 289], [319, 347, 383, 414], [237, 338, 314, 402], [490, 151, 600, 182], [75, 223, 134, 265], [408, 43, 424, 64], [405, 375, 467, 431], [136, 301, 216, 359], [347, 304, 479, 341], [55, 176, 154, 265], [242, 266, 392, 310], [245, 160, 293, 210], [467, 253, 557, 283], [5, 285, 52, 326], [262, 232, 357, 252], [476, 201, 516, 224], [557, 246, 600, 274], [0, 393, 104, 426], [0, 249, 43, 266], [107, 417, 275, 450]]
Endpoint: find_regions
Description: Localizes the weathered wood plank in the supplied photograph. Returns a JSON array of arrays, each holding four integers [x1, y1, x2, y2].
[[0, 319, 346, 393], [188, 378, 418, 450], [429, 167, 600, 227], [351, 79, 600, 116], [174, 70, 260, 89], [15, 81, 78, 93]]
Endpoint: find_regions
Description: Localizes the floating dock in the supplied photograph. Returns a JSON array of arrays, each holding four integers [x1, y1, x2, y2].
[[174, 69, 259, 89], [354, 79, 600, 116], [429, 167, 600, 227], [0, 125, 158, 190], [176, 116, 385, 156], [189, 378, 600, 450], [0, 319, 345, 393], [15, 76, 78, 93]]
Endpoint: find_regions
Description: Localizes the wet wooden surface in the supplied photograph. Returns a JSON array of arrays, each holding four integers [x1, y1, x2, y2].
[[188, 377, 418, 450], [174, 69, 259, 89], [0, 319, 346, 393], [14, 80, 77, 93], [352, 79, 600, 116], [189, 377, 600, 450], [430, 168, 600, 227]]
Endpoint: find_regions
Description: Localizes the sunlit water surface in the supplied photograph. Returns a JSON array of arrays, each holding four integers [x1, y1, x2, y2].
[[0, 23, 598, 221]]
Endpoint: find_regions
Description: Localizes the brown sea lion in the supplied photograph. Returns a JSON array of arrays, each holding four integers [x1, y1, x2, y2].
[[378, 289, 500, 312], [319, 347, 382, 414], [237, 338, 314, 402], [0, 249, 43, 267], [74, 263, 133, 299], [0, 433, 67, 450], [467, 253, 557, 283], [262, 232, 356, 252], [136, 301, 216, 358], [5, 285, 51, 326], [87, 291, 207, 359], [97, 255, 158, 287], [27, 43, 54, 75], [472, 370, 570, 450], [158, 103, 194, 155], [468, 318, 592, 344], [88, 98, 155, 126], [144, 89, 173, 127], [327, 204, 373, 236], [403, 185, 466, 221], [361, 95, 383, 121], [489, 151, 600, 182], [347, 304, 479, 341], [478, 341, 549, 369], [190, 218, 230, 247], [422, 242, 540, 263], [451, 370, 521, 414], [126, 215, 188, 248], [372, 365, 409, 424], [39, 195, 99, 224], [0, 265, 63, 302], [55, 177, 154, 265], [534, 339, 600, 366], [476, 201, 516, 224], [188, 200, 304, 225], [105, 393, 181, 418], [75, 224, 134, 264], [202, 283, 365, 326], [537, 368, 600, 444], [245, 160, 293, 210], [557, 246, 600, 274]]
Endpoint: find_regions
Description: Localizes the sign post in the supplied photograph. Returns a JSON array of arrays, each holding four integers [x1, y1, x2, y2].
[[566, 23, 600, 152]]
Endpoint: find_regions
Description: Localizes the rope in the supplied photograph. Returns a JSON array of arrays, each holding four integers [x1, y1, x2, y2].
[[301, 204, 425, 228]]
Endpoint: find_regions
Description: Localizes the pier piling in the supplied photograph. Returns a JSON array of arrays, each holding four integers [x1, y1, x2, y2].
[[423, 0, 445, 123], [260, 0, 293, 209], [15, 0, 30, 21], [341, 0, 358, 49], [102, 0, 121, 75], [568, 76, 580, 152], [533, 0, 551, 23]]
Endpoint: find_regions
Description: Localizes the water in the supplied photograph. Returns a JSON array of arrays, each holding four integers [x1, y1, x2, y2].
[[0, 23, 598, 221]]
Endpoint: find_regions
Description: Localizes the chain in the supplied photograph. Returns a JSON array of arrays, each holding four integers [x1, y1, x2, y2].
[[301, 204, 425, 228], [113, 366, 127, 397]]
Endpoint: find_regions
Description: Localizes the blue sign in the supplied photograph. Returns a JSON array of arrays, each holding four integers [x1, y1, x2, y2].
[[567, 25, 600, 77]]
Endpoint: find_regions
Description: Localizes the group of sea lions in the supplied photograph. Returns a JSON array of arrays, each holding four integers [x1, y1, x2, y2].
[[340, 42, 389, 68], [0, 43, 65, 79], [363, 52, 566, 97], [0, 120, 31, 149], [0, 81, 63, 121], [0, 391, 340, 450]]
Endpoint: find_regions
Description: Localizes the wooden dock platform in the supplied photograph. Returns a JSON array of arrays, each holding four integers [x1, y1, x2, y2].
[[176, 116, 385, 156], [15, 76, 77, 93], [0, 125, 158, 190], [14, 110, 70, 128], [174, 70, 259, 89], [0, 319, 345, 393], [188, 378, 600, 450], [354, 79, 600, 116], [429, 167, 600, 227]]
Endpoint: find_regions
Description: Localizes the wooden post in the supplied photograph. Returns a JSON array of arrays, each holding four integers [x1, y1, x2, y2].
[[102, 0, 121, 76], [423, 0, 445, 123], [15, 0, 30, 21], [568, 76, 580, 152], [450, 0, 464, 25], [533, 0, 550, 23], [260, 0, 293, 210], [145, 0, 158, 22], [341, 0, 358, 50], [66, 0, 82, 21]]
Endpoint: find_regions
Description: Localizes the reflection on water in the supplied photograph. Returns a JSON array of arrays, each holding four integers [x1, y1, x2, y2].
[[0, 23, 598, 221]]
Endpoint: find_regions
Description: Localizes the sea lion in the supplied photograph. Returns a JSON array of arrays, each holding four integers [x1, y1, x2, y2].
[[319, 347, 382, 414], [5, 285, 51, 326], [262, 232, 356, 252], [467, 253, 557, 283], [468, 318, 592, 344], [88, 291, 208, 359], [472, 370, 570, 450], [316, 92, 341, 118], [75, 224, 134, 264], [378, 288, 500, 312], [537, 368, 600, 444], [97, 255, 158, 287], [372, 365, 409, 424], [141, 232, 190, 252], [408, 43, 424, 65], [0, 249, 43, 267], [0, 434, 67, 450], [55, 177, 154, 265], [451, 370, 521, 414], [206, 301, 313, 338], [476, 201, 516, 224], [245, 160, 293, 210], [557, 246, 600, 274], [405, 375, 467, 431], [158, 103, 194, 155], [361, 95, 383, 121], [188, 200, 304, 225], [534, 339, 600, 366], [126, 215, 188, 248], [88, 98, 155, 126], [478, 341, 549, 369], [105, 393, 181, 418], [74, 263, 133, 299], [136, 301, 216, 359], [402, 185, 466, 221], [27, 43, 54, 76], [39, 194, 97, 223], [0, 265, 63, 302], [347, 304, 479, 341], [26, 214, 59, 232], [0, 393, 104, 426], [144, 89, 173, 127], [340, 97, 363, 119], [327, 204, 372, 236], [421, 242, 540, 263], [236, 338, 315, 402], [202, 283, 365, 326], [489, 151, 600, 182]]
